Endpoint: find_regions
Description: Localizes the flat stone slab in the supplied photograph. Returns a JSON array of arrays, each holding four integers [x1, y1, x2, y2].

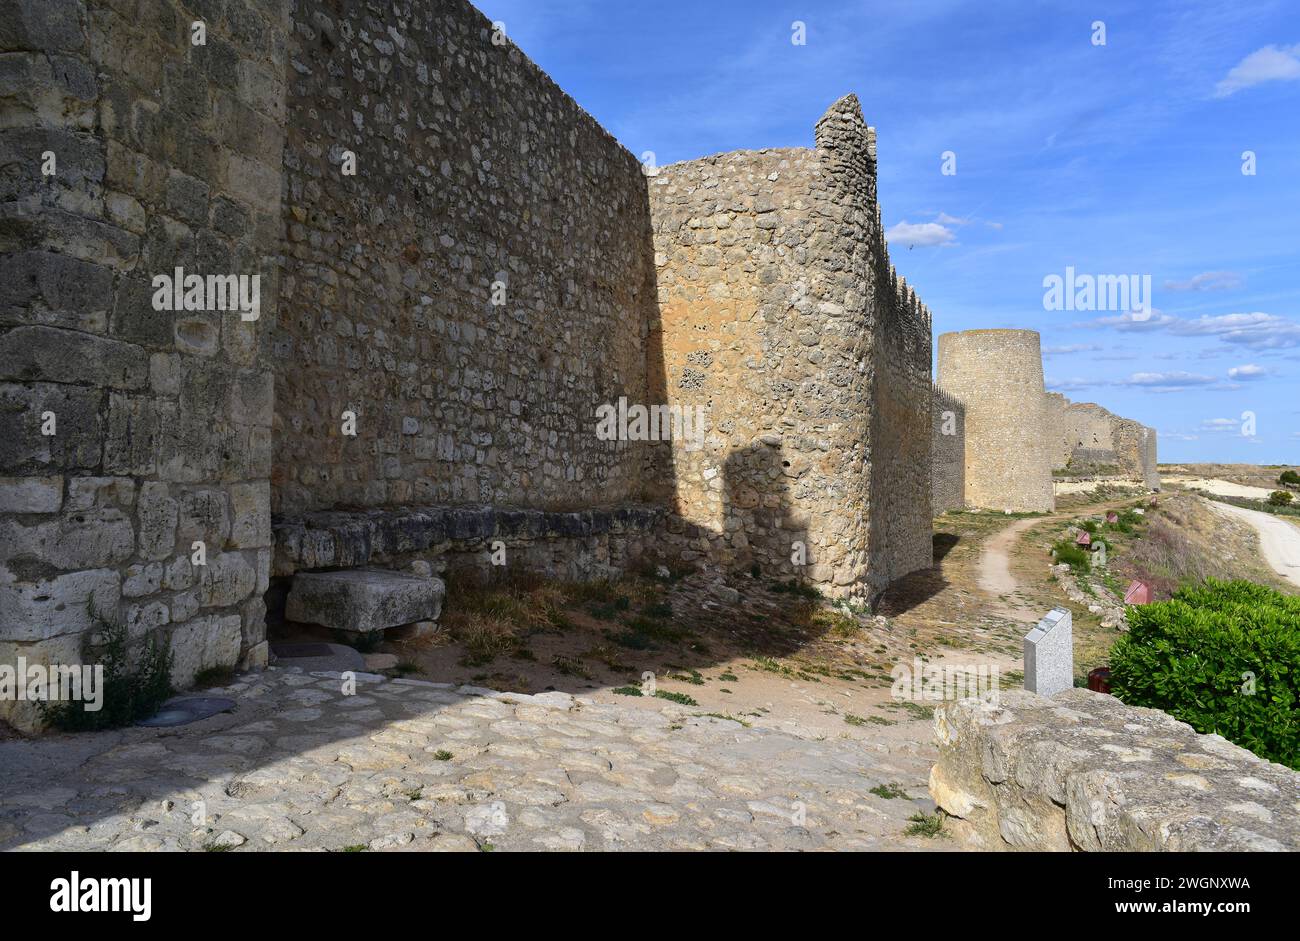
[[270, 642, 365, 674], [285, 569, 444, 633]]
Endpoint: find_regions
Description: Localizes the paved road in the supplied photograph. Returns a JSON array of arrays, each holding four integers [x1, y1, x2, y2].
[[0, 669, 948, 852], [1210, 501, 1300, 589]]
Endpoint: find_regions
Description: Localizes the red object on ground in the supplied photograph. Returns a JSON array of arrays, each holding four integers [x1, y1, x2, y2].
[[1088, 668, 1112, 693], [1124, 580, 1152, 605], [1106, 511, 1119, 523], [1075, 530, 1091, 546]]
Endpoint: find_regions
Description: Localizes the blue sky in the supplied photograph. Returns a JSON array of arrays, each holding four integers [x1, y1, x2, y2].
[[477, 0, 1300, 463]]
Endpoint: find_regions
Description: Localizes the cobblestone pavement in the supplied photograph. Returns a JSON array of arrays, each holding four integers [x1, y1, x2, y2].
[[0, 668, 949, 852]]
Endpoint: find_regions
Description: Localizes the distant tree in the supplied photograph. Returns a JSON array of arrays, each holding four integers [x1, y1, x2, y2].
[[1278, 469, 1300, 488], [1268, 490, 1293, 506]]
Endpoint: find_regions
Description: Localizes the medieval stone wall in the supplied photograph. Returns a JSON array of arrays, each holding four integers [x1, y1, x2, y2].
[[1, 0, 288, 729], [2, 1, 946, 733], [936, 330, 1053, 513], [273, 0, 660, 516], [647, 95, 932, 601], [932, 385, 965, 514], [1047, 393, 1159, 489]]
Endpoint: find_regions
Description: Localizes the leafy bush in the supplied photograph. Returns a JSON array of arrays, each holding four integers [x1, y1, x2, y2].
[[1109, 579, 1300, 769], [1050, 539, 1090, 575], [1278, 470, 1300, 487], [1269, 490, 1293, 506], [41, 623, 173, 732]]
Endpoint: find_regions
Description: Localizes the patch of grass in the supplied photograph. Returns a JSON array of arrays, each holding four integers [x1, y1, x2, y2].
[[843, 713, 869, 727], [1050, 538, 1091, 575], [642, 600, 674, 619], [767, 579, 823, 600], [551, 654, 591, 679], [653, 690, 698, 706], [810, 607, 860, 638], [694, 712, 751, 727], [718, 671, 738, 683], [882, 701, 935, 721], [611, 685, 643, 697], [667, 668, 705, 686], [41, 622, 173, 732], [432, 749, 454, 761], [389, 661, 421, 676], [870, 783, 911, 800], [340, 844, 369, 853], [904, 811, 946, 838]]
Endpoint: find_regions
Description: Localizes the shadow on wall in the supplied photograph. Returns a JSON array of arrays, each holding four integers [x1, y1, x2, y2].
[[876, 532, 954, 618], [720, 441, 809, 582]]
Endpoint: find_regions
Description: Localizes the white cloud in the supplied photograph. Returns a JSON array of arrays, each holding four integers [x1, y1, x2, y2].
[[1120, 371, 1218, 390], [1214, 43, 1300, 98], [1161, 431, 1200, 441], [1043, 343, 1103, 356], [886, 220, 956, 247], [1163, 271, 1242, 292], [934, 212, 967, 226], [1199, 417, 1241, 433], [1227, 364, 1268, 380], [1045, 377, 1098, 392], [1171, 312, 1300, 350], [1080, 310, 1300, 350], [1084, 310, 1177, 331]]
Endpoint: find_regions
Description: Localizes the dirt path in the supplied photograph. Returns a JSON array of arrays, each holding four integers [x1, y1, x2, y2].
[[1209, 501, 1300, 589], [976, 517, 1043, 623]]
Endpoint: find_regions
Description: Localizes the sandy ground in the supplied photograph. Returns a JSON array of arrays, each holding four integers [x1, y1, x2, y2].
[[1209, 501, 1300, 589], [1163, 475, 1276, 500], [976, 517, 1043, 624]]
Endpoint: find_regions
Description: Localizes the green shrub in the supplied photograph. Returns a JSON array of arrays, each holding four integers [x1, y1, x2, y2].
[[41, 623, 174, 732], [1050, 539, 1090, 575], [1109, 579, 1300, 769], [1268, 490, 1293, 506], [1278, 470, 1300, 487]]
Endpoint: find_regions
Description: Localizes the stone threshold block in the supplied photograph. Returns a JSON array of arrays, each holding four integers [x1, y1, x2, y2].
[[285, 568, 445, 633]]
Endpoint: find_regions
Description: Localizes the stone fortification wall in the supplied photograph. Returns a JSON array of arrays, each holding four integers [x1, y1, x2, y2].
[[273, 0, 660, 517], [1, 0, 288, 730], [1048, 393, 1160, 489], [935, 330, 1053, 513], [646, 95, 933, 601], [932, 385, 965, 514]]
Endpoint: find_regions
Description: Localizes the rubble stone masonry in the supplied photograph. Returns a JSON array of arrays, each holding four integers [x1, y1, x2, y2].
[[936, 330, 1054, 513], [274, 0, 659, 516], [1, 0, 941, 730], [648, 96, 933, 602]]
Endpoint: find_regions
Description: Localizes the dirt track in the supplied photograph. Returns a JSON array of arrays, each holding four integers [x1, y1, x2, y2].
[[1209, 501, 1300, 589]]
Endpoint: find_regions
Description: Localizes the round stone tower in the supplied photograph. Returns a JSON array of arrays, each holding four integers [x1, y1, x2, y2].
[[936, 330, 1054, 512]]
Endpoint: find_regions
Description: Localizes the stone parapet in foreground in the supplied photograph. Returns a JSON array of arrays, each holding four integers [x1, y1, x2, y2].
[[930, 689, 1300, 851]]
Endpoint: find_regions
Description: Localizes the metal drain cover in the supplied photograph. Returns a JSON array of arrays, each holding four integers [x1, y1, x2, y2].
[[136, 696, 237, 728]]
